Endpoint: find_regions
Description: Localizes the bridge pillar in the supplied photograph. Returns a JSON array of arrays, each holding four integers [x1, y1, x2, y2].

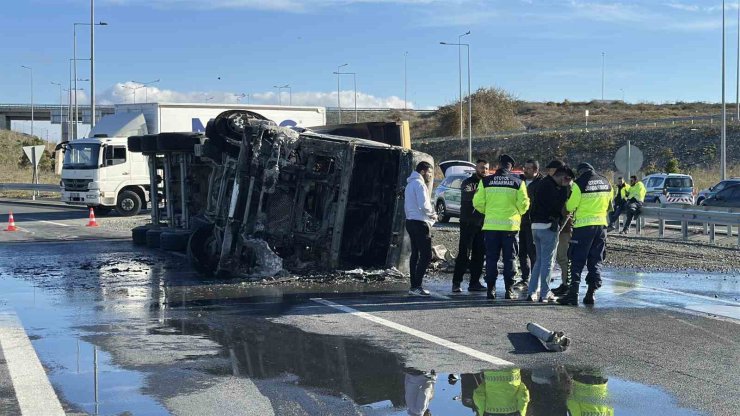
[[0, 114, 9, 130]]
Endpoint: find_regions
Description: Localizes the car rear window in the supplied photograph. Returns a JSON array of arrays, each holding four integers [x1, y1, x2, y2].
[[665, 177, 692, 188], [449, 177, 465, 189]]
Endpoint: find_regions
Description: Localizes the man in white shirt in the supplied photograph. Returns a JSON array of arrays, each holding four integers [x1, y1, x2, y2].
[[404, 161, 437, 296]]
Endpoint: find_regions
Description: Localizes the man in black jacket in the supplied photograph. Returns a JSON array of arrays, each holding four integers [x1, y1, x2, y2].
[[515, 159, 544, 291], [452, 159, 489, 292]]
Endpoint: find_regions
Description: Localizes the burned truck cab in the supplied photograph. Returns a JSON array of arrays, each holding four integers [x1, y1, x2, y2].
[[186, 110, 432, 278]]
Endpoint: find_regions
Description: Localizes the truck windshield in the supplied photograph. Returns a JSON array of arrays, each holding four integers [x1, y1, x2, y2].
[[63, 143, 100, 170]]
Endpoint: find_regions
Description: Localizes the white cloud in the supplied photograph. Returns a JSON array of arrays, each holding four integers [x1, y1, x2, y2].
[[96, 82, 414, 108], [101, 0, 442, 12]]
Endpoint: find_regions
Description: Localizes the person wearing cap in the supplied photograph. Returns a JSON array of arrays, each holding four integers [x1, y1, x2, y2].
[[452, 159, 489, 293], [557, 163, 613, 306], [526, 165, 575, 302], [473, 154, 530, 300], [515, 159, 544, 291], [620, 175, 646, 234]]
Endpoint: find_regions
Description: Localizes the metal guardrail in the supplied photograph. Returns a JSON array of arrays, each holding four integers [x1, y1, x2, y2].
[[634, 203, 740, 246], [0, 183, 61, 193]]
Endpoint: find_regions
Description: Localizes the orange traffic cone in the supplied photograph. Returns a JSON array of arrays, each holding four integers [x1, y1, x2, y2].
[[5, 211, 17, 232], [86, 207, 99, 227]]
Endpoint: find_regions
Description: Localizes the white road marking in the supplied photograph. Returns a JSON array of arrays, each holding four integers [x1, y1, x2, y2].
[[602, 277, 740, 306], [311, 297, 514, 366], [24, 217, 71, 227], [0, 313, 65, 416]]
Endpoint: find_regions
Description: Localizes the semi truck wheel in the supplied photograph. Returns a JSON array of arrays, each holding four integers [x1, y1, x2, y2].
[[146, 228, 164, 248], [160, 230, 191, 252], [157, 132, 203, 153], [132, 225, 153, 245], [187, 223, 217, 275], [116, 190, 142, 216], [128, 136, 144, 153]]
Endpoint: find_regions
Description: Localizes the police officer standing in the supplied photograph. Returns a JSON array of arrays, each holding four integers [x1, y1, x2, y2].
[[473, 154, 530, 300], [452, 159, 489, 293], [558, 163, 613, 306]]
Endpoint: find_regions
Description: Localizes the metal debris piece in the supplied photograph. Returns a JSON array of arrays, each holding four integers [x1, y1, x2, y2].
[[527, 322, 571, 352]]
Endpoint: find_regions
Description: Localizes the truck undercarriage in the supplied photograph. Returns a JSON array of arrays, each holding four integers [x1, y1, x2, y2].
[[129, 110, 432, 279]]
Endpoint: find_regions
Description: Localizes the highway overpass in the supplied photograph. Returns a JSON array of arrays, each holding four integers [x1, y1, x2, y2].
[[0, 104, 115, 140]]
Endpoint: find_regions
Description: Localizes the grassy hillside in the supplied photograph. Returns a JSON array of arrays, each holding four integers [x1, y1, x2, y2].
[[415, 125, 740, 190], [0, 130, 58, 184]]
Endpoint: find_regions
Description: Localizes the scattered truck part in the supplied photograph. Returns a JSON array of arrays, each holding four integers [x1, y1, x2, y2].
[[526, 322, 571, 352]]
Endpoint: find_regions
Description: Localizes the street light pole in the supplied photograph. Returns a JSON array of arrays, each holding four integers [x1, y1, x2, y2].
[[458, 31, 470, 142], [51, 82, 63, 138], [333, 73, 357, 122], [74, 20, 107, 136], [21, 65, 33, 136], [90, 0, 96, 128], [722, 0, 727, 180], [736, 0, 739, 121], [440, 41, 471, 160], [404, 51, 408, 110], [336, 64, 347, 123], [132, 79, 160, 103]]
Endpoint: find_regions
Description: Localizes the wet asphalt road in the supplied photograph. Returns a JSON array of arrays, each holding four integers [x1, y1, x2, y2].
[[0, 205, 738, 415]]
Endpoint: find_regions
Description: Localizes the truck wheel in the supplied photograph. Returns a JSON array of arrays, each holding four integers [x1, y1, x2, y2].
[[116, 190, 142, 216], [201, 138, 224, 162], [187, 223, 217, 275], [141, 134, 159, 153], [146, 228, 163, 248], [160, 230, 191, 252], [189, 215, 213, 231], [128, 136, 144, 153], [132, 225, 152, 245], [157, 132, 204, 153]]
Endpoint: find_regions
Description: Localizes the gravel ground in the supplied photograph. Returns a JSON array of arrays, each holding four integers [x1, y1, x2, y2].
[[97, 213, 150, 235], [431, 223, 740, 273]]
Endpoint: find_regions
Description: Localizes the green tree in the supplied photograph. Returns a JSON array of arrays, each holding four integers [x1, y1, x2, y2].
[[665, 158, 680, 173]]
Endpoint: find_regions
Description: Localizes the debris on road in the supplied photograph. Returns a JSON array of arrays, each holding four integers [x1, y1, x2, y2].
[[527, 322, 571, 352]]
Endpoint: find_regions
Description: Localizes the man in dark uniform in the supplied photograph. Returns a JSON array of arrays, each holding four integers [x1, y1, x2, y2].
[[452, 159, 489, 293]]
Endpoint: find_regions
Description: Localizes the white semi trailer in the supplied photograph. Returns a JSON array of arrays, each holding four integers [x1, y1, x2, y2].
[[59, 103, 326, 216]]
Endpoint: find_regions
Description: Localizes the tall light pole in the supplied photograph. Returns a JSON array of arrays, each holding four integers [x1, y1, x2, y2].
[[20, 65, 33, 136], [722, 0, 727, 180], [74, 21, 107, 135], [91, 0, 96, 128], [273, 84, 291, 105], [404, 51, 408, 110], [334, 72, 357, 122], [736, 0, 739, 121], [441, 41, 472, 161], [122, 84, 145, 103], [131, 79, 160, 103], [336, 63, 348, 123], [601, 52, 605, 101], [51, 82, 64, 139]]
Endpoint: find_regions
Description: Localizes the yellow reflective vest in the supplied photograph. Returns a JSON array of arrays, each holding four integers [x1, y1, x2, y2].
[[567, 380, 614, 416], [615, 183, 630, 201], [566, 170, 613, 228], [627, 181, 646, 202], [473, 170, 530, 232], [472, 369, 530, 416]]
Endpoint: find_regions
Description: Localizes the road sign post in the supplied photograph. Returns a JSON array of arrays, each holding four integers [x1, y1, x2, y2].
[[22, 145, 45, 200], [614, 143, 643, 180]]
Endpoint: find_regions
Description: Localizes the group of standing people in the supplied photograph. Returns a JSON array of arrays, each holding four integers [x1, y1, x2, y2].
[[404, 153, 615, 306]]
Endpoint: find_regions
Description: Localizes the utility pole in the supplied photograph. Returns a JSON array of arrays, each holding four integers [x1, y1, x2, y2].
[[722, 0, 728, 180], [736, 0, 739, 121], [336, 63, 347, 123], [466, 43, 472, 162], [90, 0, 96, 127]]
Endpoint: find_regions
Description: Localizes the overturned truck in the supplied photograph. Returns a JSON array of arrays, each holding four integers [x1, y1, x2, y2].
[[129, 110, 433, 278]]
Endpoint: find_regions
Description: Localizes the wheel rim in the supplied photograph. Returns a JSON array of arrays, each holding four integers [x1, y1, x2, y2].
[[120, 198, 135, 211], [436, 203, 445, 217]]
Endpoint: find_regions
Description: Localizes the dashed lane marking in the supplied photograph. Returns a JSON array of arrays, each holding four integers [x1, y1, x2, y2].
[[311, 297, 514, 366], [0, 313, 65, 416]]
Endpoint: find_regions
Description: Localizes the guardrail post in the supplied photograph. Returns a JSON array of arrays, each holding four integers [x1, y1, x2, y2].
[[637, 216, 643, 234], [709, 223, 716, 243], [682, 221, 689, 241], [658, 219, 665, 237], [703, 222, 708, 235], [727, 225, 732, 238]]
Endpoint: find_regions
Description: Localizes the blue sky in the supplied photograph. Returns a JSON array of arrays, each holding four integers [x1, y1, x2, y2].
[[1, 0, 737, 124]]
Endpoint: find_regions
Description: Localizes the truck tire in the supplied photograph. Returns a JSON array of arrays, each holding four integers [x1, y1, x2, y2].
[[145, 228, 164, 248], [157, 132, 203, 153], [116, 190, 142, 216], [160, 230, 191, 252], [201, 138, 224, 162], [187, 223, 217, 275], [132, 225, 152, 245], [128, 136, 144, 153], [141, 134, 159, 154]]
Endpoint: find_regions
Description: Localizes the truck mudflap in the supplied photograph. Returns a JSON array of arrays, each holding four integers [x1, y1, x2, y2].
[[178, 110, 432, 279]]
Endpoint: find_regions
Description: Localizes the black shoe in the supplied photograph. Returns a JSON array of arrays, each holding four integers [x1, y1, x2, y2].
[[468, 283, 487, 292], [504, 289, 515, 300], [452, 284, 462, 293], [557, 296, 578, 306], [487, 290, 496, 300], [551, 284, 569, 296], [583, 288, 596, 305]]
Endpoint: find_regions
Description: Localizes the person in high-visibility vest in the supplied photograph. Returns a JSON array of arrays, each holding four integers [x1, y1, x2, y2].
[[566, 369, 614, 416], [558, 163, 613, 306], [620, 175, 646, 234]]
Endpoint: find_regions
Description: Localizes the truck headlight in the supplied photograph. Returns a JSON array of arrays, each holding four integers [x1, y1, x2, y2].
[[88, 182, 100, 190]]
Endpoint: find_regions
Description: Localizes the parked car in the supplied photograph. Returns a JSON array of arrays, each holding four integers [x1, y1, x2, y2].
[[702, 183, 740, 208], [433, 160, 476, 223], [696, 178, 740, 205], [642, 173, 695, 204]]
